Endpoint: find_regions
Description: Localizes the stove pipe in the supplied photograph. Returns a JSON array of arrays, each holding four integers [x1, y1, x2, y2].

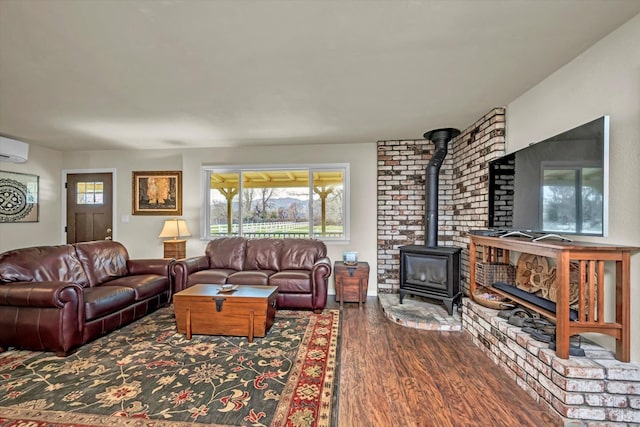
[[423, 128, 460, 247]]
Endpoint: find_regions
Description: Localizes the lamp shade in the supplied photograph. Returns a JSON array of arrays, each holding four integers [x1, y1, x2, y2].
[[159, 219, 192, 239]]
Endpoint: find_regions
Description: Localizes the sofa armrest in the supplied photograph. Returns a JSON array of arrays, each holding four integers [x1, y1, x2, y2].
[[0, 281, 83, 308], [312, 257, 332, 277], [311, 257, 332, 311], [0, 281, 85, 355], [127, 259, 173, 277], [172, 256, 210, 293]]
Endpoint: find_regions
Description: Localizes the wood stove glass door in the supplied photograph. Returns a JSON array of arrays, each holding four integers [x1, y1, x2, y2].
[[404, 253, 448, 293]]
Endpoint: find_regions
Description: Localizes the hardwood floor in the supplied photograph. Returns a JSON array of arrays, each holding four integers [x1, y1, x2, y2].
[[327, 297, 563, 427]]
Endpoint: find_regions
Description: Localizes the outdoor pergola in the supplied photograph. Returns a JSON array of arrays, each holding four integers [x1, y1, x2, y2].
[[210, 170, 344, 235]]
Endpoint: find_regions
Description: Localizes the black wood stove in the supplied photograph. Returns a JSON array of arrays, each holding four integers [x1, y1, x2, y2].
[[399, 245, 461, 314], [399, 128, 462, 315]]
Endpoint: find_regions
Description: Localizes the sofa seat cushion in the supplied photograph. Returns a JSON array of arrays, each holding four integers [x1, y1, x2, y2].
[[83, 286, 135, 321], [227, 270, 274, 286], [188, 269, 235, 287], [102, 275, 168, 301], [269, 270, 312, 293]]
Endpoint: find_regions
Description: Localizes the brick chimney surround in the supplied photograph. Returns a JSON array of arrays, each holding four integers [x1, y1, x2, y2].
[[377, 107, 506, 295]]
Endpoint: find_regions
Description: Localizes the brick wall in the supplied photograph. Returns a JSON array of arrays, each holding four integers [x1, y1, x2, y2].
[[376, 107, 506, 294], [489, 155, 515, 229]]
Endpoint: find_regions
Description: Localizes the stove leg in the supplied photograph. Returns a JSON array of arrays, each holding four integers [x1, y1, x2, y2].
[[454, 293, 462, 312], [443, 298, 454, 315], [445, 293, 463, 315]]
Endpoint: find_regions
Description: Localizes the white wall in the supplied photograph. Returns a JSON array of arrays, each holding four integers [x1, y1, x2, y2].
[[62, 142, 378, 296], [63, 149, 185, 258], [506, 14, 640, 361], [0, 145, 63, 251]]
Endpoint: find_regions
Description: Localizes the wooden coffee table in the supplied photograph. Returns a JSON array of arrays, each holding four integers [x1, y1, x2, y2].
[[173, 284, 278, 342]]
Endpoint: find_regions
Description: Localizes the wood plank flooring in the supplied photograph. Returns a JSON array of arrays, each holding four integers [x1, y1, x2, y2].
[[327, 297, 563, 427]]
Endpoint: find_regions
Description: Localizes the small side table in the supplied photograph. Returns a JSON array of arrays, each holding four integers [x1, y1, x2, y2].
[[334, 261, 370, 308], [163, 239, 186, 259]]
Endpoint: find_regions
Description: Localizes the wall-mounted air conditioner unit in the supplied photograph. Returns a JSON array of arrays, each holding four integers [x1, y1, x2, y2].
[[0, 136, 29, 163]]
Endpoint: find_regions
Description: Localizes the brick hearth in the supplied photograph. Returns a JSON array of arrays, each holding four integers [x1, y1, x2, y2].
[[464, 299, 640, 426]]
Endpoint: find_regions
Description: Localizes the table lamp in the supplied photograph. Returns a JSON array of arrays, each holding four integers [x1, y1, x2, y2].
[[159, 218, 191, 259]]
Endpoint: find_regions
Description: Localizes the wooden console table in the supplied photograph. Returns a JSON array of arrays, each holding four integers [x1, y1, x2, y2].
[[469, 235, 637, 362]]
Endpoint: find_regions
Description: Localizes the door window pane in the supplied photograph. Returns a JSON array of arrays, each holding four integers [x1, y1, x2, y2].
[[76, 182, 104, 205]]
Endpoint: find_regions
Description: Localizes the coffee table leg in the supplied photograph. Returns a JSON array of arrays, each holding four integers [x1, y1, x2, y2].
[[186, 308, 192, 340], [248, 311, 255, 343]]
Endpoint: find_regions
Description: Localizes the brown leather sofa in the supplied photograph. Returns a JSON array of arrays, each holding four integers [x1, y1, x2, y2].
[[173, 237, 331, 312], [0, 240, 172, 356]]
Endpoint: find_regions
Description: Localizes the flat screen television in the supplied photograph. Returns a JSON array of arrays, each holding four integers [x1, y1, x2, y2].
[[488, 116, 609, 238]]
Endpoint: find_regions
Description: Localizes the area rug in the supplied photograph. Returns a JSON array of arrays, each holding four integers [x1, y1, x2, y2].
[[0, 307, 340, 427]]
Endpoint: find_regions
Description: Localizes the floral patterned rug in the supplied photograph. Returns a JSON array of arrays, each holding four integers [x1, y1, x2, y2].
[[0, 307, 340, 427]]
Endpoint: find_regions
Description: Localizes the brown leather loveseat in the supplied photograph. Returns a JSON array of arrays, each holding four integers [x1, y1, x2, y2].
[[0, 240, 172, 356], [173, 237, 331, 312]]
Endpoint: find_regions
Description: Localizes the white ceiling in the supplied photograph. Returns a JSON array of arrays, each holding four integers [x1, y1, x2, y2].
[[1, 0, 639, 152]]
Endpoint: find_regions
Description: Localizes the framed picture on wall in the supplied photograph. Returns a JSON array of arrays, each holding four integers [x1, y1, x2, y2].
[[132, 170, 182, 216], [0, 170, 39, 223]]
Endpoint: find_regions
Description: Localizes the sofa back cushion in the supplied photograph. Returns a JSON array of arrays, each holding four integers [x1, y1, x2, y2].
[[206, 237, 246, 271], [74, 240, 129, 287], [244, 239, 282, 271], [280, 239, 326, 271], [0, 244, 88, 286]]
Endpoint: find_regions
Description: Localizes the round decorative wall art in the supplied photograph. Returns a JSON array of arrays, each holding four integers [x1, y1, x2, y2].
[[0, 171, 39, 223]]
